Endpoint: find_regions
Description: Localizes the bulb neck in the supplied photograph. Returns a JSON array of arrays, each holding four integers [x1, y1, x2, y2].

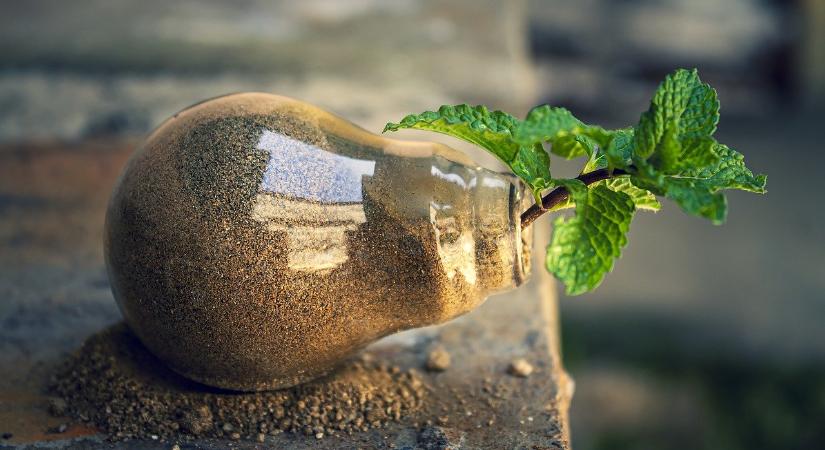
[[425, 154, 532, 295], [469, 170, 531, 294]]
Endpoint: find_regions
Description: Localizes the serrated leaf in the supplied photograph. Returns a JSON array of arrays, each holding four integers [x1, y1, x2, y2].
[[515, 105, 612, 159], [648, 126, 682, 172], [582, 145, 607, 173], [515, 106, 583, 144], [632, 174, 726, 223], [664, 179, 727, 224], [631, 142, 766, 224], [546, 184, 636, 295], [384, 104, 521, 159], [384, 104, 551, 197], [634, 68, 720, 168], [679, 143, 767, 193], [675, 136, 720, 172], [512, 144, 553, 198], [602, 177, 660, 211], [605, 128, 635, 169], [581, 128, 639, 174], [553, 133, 599, 159]]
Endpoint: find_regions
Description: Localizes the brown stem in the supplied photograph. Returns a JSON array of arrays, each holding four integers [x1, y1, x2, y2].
[[520, 168, 629, 229]]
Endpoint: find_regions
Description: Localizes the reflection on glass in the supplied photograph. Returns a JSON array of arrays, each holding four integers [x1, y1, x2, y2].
[[257, 130, 375, 202], [253, 130, 376, 272]]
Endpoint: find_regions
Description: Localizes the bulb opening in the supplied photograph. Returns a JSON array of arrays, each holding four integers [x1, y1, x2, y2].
[[510, 179, 532, 287], [468, 170, 533, 293]]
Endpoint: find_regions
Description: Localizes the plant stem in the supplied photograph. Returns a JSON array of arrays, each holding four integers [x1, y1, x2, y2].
[[520, 168, 629, 229]]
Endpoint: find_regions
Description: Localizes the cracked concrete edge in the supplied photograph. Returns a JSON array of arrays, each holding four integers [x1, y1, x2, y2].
[[535, 217, 574, 445]]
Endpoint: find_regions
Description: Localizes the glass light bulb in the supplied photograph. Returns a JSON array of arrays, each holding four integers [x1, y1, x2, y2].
[[105, 93, 532, 391]]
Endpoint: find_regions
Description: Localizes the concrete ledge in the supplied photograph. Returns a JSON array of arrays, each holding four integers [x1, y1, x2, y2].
[[0, 140, 570, 449]]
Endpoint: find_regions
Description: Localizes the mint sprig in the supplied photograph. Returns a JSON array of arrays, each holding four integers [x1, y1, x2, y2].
[[384, 68, 767, 295]]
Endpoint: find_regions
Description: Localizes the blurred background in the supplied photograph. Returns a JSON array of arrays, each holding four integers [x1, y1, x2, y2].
[[0, 0, 822, 449]]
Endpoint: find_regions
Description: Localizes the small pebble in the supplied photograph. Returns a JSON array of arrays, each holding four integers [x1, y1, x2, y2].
[[230, 432, 241, 440], [425, 346, 451, 372], [315, 432, 324, 439], [58, 424, 68, 433], [507, 358, 534, 377], [171, 445, 181, 450], [256, 433, 266, 443]]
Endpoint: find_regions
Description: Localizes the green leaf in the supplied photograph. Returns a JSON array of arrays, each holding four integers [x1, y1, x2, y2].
[[582, 128, 640, 173], [515, 106, 582, 144], [679, 143, 767, 193], [575, 132, 659, 212], [602, 177, 660, 211], [510, 145, 553, 199], [675, 136, 720, 172], [384, 104, 520, 158], [634, 68, 720, 168], [605, 128, 635, 169], [663, 179, 727, 224], [627, 68, 764, 224], [515, 105, 612, 159], [631, 143, 766, 224], [384, 104, 551, 197], [582, 145, 608, 173], [546, 183, 636, 295], [553, 133, 599, 159]]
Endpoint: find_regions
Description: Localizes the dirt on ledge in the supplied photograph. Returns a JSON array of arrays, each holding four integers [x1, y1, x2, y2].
[[48, 323, 426, 442]]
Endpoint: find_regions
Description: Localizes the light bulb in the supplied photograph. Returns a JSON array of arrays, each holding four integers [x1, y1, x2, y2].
[[105, 93, 532, 391]]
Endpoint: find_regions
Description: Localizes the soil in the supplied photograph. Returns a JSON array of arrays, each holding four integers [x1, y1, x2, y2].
[[49, 323, 426, 442]]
